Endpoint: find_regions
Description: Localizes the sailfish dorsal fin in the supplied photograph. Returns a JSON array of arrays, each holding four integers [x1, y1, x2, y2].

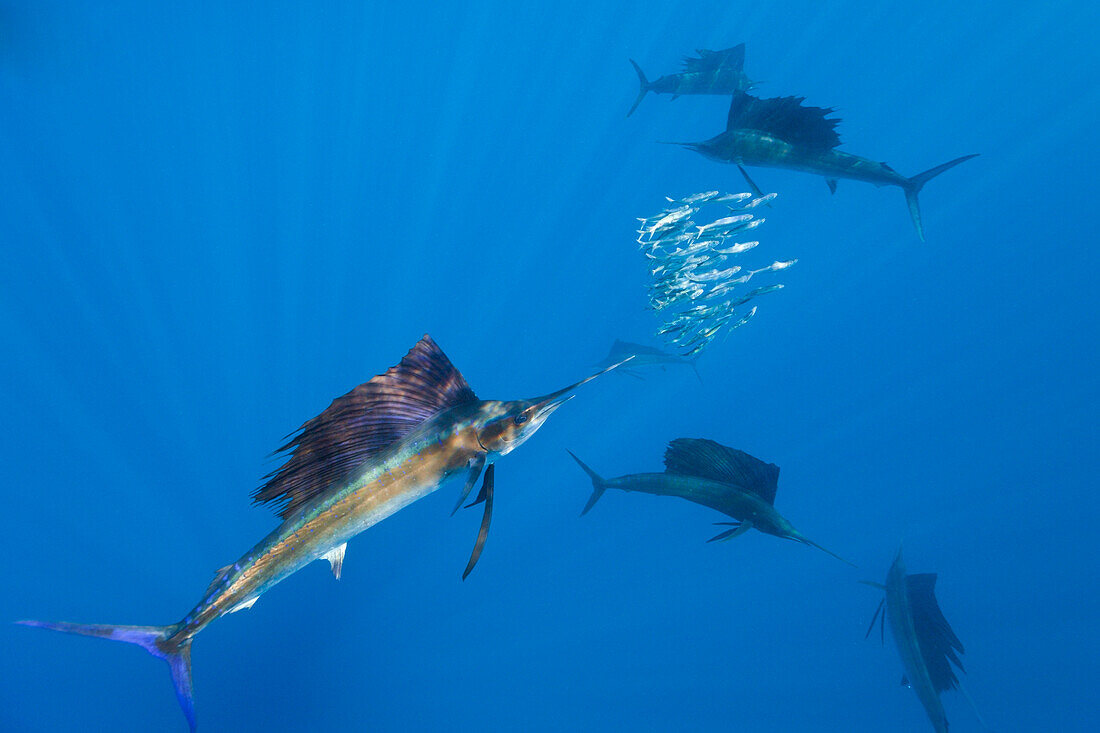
[[662, 438, 780, 504], [905, 573, 966, 693], [253, 335, 478, 519], [726, 92, 841, 151], [681, 43, 745, 74]]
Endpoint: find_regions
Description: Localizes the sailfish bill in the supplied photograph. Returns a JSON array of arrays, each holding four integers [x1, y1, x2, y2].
[[19, 335, 627, 730], [453, 355, 634, 578]]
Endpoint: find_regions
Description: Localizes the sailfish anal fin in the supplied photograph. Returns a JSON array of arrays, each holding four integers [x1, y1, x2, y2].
[[253, 335, 479, 519], [228, 596, 258, 614], [462, 463, 494, 580], [322, 543, 347, 579]]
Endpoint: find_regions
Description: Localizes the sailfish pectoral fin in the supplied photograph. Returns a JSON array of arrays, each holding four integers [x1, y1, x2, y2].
[[707, 520, 751, 543], [452, 455, 486, 515], [462, 463, 494, 580], [738, 165, 762, 194]]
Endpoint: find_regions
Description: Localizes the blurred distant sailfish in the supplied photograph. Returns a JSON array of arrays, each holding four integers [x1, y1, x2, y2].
[[864, 549, 985, 732], [569, 438, 853, 565], [595, 339, 703, 382], [19, 335, 626, 731], [628, 43, 754, 116], [674, 91, 978, 241]]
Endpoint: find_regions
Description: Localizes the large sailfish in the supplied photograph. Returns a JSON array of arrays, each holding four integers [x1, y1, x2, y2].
[[864, 548, 983, 732], [568, 438, 853, 565], [628, 43, 754, 117], [674, 91, 978, 241], [19, 335, 626, 730]]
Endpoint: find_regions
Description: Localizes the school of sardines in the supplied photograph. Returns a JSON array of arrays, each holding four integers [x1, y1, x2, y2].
[[638, 190, 793, 356], [20, 41, 983, 732]]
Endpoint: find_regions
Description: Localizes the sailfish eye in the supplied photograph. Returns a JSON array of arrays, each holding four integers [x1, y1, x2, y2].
[[514, 414, 528, 425]]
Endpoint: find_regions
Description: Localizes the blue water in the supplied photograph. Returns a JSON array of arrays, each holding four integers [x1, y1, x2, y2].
[[1, 2, 1097, 731]]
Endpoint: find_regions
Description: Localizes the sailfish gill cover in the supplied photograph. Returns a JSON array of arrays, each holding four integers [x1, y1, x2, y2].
[[3, 3, 1097, 733]]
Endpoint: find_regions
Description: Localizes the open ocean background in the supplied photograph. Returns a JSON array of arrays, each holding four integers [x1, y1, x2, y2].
[[1, 2, 1097, 731]]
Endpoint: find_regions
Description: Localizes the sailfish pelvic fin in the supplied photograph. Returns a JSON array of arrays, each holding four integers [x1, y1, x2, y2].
[[462, 463, 495, 580], [864, 597, 885, 643], [707, 520, 751, 543]]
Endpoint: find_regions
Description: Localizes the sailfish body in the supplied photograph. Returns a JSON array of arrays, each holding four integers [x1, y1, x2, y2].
[[678, 92, 978, 241], [866, 549, 971, 733], [569, 438, 852, 564], [628, 44, 753, 116], [19, 335, 623, 730]]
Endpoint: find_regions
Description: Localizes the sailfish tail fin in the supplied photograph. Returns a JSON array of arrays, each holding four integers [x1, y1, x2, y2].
[[903, 153, 979, 242], [567, 450, 608, 515], [17, 620, 196, 731], [627, 60, 650, 117]]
